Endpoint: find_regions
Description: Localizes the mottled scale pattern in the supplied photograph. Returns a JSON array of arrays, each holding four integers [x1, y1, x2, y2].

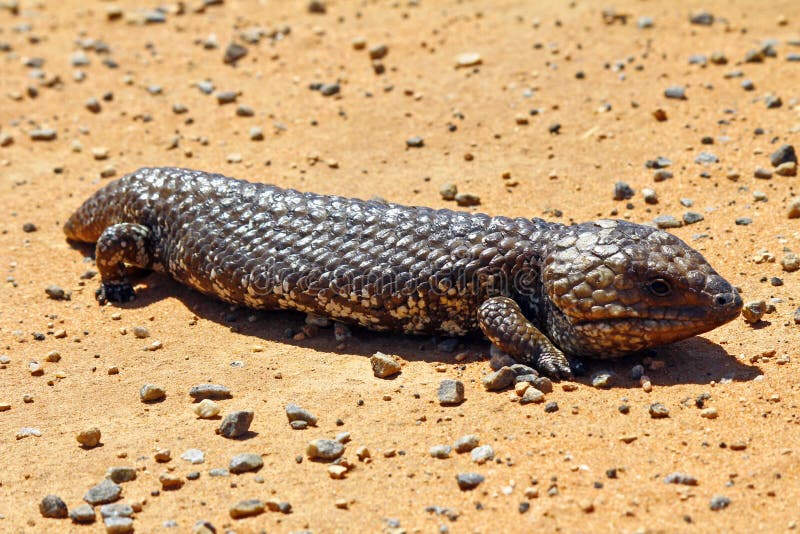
[[65, 167, 743, 378]]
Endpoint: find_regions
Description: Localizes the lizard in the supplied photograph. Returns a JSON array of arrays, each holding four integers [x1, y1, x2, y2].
[[64, 167, 743, 379]]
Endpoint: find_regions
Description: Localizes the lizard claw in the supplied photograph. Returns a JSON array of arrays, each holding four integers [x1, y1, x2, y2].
[[537, 351, 573, 381], [96, 282, 135, 304]]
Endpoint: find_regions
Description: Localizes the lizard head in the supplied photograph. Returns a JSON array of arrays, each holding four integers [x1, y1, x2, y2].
[[539, 219, 742, 358]]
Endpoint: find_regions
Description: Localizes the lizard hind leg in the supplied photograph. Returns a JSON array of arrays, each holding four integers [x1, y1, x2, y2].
[[94, 223, 155, 304], [477, 296, 572, 380]]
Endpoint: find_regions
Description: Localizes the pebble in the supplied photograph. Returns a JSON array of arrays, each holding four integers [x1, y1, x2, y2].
[[0, 132, 13, 146], [637, 16, 654, 29], [454, 434, 479, 453], [520, 387, 545, 404], [695, 151, 718, 164], [709, 495, 731, 511], [16, 427, 42, 439], [77, 427, 102, 448], [306, 439, 344, 461], [649, 403, 670, 418], [455, 193, 480, 206], [439, 183, 457, 200], [664, 86, 686, 100], [664, 472, 698, 485], [217, 411, 254, 438], [159, 473, 184, 490], [45, 285, 69, 300], [654, 215, 682, 229], [789, 198, 800, 219], [642, 188, 658, 204], [181, 448, 205, 464], [308, 0, 326, 14], [455, 52, 482, 68], [319, 83, 340, 96], [438, 379, 465, 405], [482, 366, 516, 391], [189, 383, 231, 400], [406, 136, 424, 148], [230, 453, 264, 473], [30, 128, 58, 141], [209, 468, 229, 477], [69, 504, 96, 524], [285, 403, 318, 425], [139, 383, 166, 402], [782, 253, 800, 272], [215, 91, 238, 104], [700, 407, 719, 419], [683, 212, 704, 225], [39, 494, 68, 518], [106, 466, 137, 483], [172, 103, 188, 114], [430, 445, 451, 459], [236, 105, 254, 117], [742, 300, 766, 323], [544, 401, 559, 413], [85, 97, 101, 113], [154, 449, 172, 462], [470, 445, 494, 464], [653, 169, 673, 181], [776, 161, 797, 177], [249, 127, 263, 141], [193, 520, 216, 534], [690, 11, 714, 25], [193, 399, 221, 419], [754, 167, 773, 179], [132, 326, 150, 338], [104, 516, 134, 533], [368, 44, 388, 60], [100, 503, 133, 518], [230, 499, 265, 519], [613, 181, 634, 200], [84, 479, 122, 505], [456, 473, 484, 491], [765, 95, 782, 109], [370, 352, 401, 378], [223, 43, 248, 65], [771, 144, 797, 167]]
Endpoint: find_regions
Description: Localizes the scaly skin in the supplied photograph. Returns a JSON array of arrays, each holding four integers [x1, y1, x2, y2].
[[64, 167, 743, 378]]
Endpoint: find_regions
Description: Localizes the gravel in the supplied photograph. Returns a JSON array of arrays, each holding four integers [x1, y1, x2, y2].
[[370, 352, 401, 378], [30, 128, 57, 141], [189, 383, 231, 400], [663, 472, 698, 485], [613, 181, 634, 200], [406, 136, 424, 148], [454, 434, 479, 453], [223, 43, 248, 65], [664, 86, 686, 99], [770, 144, 797, 167], [429, 445, 452, 459], [69, 504, 96, 524], [139, 383, 166, 402], [230, 453, 264, 473], [286, 403, 318, 425], [104, 516, 134, 533], [709, 495, 731, 511], [470, 445, 494, 464], [649, 403, 670, 418], [39, 494, 68, 518], [438, 379, 465, 405], [193, 399, 220, 419], [306, 439, 344, 461], [217, 411, 254, 438], [106, 466, 137, 483], [482, 366, 516, 391], [456, 473, 485, 490], [76, 427, 101, 448], [181, 448, 205, 464], [84, 479, 122, 505]]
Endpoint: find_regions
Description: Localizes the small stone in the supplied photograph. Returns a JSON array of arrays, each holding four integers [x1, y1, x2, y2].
[[642, 188, 658, 204], [249, 127, 263, 141], [306, 439, 344, 461], [789, 198, 800, 219], [308, 0, 326, 14], [370, 352, 401, 378], [591, 372, 615, 389], [683, 212, 704, 225], [690, 11, 714, 25], [368, 44, 388, 60], [139, 383, 166, 402], [104, 516, 134, 533], [100, 503, 133, 518], [132, 326, 149, 338], [544, 401, 559, 413], [230, 453, 264, 473], [454, 434, 479, 453], [192, 521, 216, 534], [482, 366, 516, 391], [649, 403, 670, 418], [664, 472, 698, 485], [224, 43, 248, 65], [654, 215, 683, 229], [106, 466, 137, 483], [470, 445, 494, 464], [664, 86, 686, 100], [755, 167, 773, 179], [653, 169, 673, 181], [406, 135, 424, 148], [765, 95, 782, 109], [456, 473, 485, 490], [455, 52, 482, 68], [154, 449, 172, 462], [290, 420, 308, 430], [770, 144, 797, 168], [83, 479, 122, 505], [285, 403, 318, 425], [189, 383, 232, 400], [652, 108, 667, 121], [85, 97, 101, 113], [730, 441, 748, 451], [45, 285, 69, 300], [776, 162, 797, 177], [613, 181, 634, 200], [181, 448, 205, 464], [454, 193, 480, 206], [77, 427, 101, 448], [159, 473, 184, 490], [695, 151, 718, 164], [352, 37, 367, 50], [520, 387, 545, 404], [438, 379, 465, 405], [439, 183, 457, 200], [230, 499, 265, 519], [193, 399, 221, 419], [700, 407, 719, 419], [172, 103, 188, 114], [40, 494, 68, 518], [781, 253, 800, 272], [69, 504, 96, 524], [710, 495, 731, 511], [742, 300, 766, 324], [30, 128, 58, 141], [217, 411, 254, 438], [430, 445, 451, 459]]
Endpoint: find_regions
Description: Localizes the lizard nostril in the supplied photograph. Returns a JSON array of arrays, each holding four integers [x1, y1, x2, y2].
[[713, 293, 732, 306]]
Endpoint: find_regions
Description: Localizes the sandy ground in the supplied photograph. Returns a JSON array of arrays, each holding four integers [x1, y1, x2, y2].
[[1, 0, 800, 532]]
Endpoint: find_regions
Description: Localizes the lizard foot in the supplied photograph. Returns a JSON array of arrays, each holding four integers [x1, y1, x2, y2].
[[536, 350, 573, 381], [96, 282, 135, 304]]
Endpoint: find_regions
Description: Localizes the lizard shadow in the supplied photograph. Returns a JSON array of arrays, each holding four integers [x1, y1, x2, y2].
[[108, 273, 761, 387]]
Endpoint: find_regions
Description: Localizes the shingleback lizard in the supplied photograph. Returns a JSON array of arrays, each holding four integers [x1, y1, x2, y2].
[[64, 167, 743, 378]]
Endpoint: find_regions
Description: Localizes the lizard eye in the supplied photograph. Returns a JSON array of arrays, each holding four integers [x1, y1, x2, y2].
[[648, 278, 672, 296]]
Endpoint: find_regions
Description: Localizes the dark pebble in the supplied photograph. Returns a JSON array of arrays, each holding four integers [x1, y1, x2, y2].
[[455, 193, 480, 206], [664, 86, 686, 100], [690, 11, 714, 25], [649, 403, 670, 418], [83, 479, 122, 505], [224, 43, 248, 65], [45, 285, 69, 300], [229, 453, 264, 474], [613, 181, 635, 200], [217, 411, 254, 439], [189, 383, 232, 400], [544, 401, 559, 413], [438, 379, 465, 405], [39, 495, 68, 518], [735, 217, 752, 226], [456, 473, 484, 491], [664, 472, 698, 486], [770, 144, 797, 167], [285, 403, 318, 425], [765, 95, 782, 109], [646, 156, 672, 169], [709, 495, 731, 511], [22, 222, 37, 232], [683, 212, 704, 225], [69, 504, 96, 524], [406, 136, 424, 148], [319, 83, 340, 96]]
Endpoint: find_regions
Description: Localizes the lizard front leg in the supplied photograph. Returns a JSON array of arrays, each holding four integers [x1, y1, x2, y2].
[[478, 296, 572, 380], [94, 223, 155, 304]]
